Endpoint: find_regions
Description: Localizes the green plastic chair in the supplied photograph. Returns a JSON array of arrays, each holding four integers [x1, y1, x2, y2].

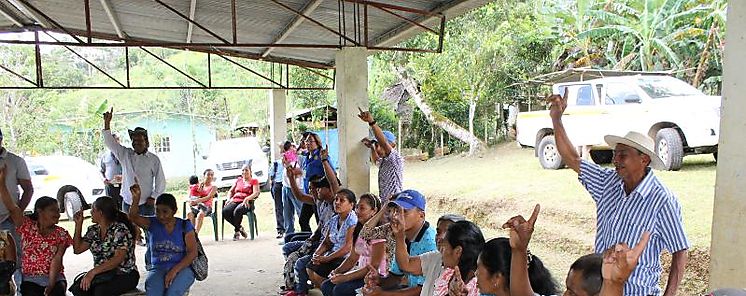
[[220, 199, 259, 240], [182, 199, 219, 242]]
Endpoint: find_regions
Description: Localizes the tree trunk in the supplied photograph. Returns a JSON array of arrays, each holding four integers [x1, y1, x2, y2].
[[395, 69, 485, 155], [468, 96, 476, 137], [693, 22, 719, 88]]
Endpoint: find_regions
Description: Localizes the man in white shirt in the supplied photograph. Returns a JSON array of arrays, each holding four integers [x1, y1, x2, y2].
[[0, 127, 33, 295], [102, 108, 165, 252]]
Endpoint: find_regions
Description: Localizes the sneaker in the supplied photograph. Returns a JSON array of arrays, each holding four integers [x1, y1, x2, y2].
[[239, 226, 248, 238], [233, 232, 241, 241], [276, 232, 284, 239]]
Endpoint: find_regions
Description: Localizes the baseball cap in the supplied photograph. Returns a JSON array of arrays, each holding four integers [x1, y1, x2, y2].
[[391, 189, 426, 211], [368, 131, 396, 144]]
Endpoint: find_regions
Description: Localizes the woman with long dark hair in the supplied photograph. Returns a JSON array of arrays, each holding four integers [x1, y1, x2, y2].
[[475, 237, 558, 296], [0, 167, 72, 296], [70, 196, 139, 295], [128, 185, 198, 296]]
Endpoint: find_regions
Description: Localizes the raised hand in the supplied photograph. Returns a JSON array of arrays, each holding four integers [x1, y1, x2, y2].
[[320, 145, 329, 160], [129, 183, 142, 202], [390, 206, 406, 239], [363, 264, 381, 289], [547, 90, 568, 120], [502, 204, 540, 251], [103, 107, 114, 127], [73, 210, 84, 225], [448, 266, 469, 296], [357, 107, 374, 123], [602, 231, 651, 285], [361, 137, 373, 148]]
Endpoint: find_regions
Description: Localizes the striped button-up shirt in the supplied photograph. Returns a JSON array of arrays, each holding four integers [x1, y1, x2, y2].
[[579, 160, 689, 296]]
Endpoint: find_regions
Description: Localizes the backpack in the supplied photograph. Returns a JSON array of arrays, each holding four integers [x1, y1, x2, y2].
[[182, 220, 208, 281]]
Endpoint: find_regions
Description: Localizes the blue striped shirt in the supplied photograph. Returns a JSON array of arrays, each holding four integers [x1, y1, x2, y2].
[[579, 160, 689, 296]]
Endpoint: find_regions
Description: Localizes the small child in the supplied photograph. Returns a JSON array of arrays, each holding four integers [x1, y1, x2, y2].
[[0, 230, 17, 296]]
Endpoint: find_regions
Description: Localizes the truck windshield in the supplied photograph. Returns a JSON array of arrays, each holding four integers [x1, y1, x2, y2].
[[637, 76, 703, 99]]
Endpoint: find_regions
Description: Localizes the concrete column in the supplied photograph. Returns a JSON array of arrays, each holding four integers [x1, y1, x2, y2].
[[335, 47, 370, 194], [269, 89, 287, 162], [709, 1, 746, 289]]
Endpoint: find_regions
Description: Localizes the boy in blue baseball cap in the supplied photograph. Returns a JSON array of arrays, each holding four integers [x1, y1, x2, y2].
[[358, 109, 404, 204]]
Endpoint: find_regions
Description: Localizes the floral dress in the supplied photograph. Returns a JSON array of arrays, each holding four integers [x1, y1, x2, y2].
[[433, 268, 479, 296], [16, 217, 72, 279], [83, 222, 137, 273]]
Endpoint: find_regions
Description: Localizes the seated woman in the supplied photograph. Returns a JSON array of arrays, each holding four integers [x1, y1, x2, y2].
[[286, 189, 358, 296], [320, 193, 384, 296], [223, 164, 259, 240], [187, 169, 216, 233], [474, 236, 558, 296], [0, 168, 72, 296], [71, 196, 139, 296], [127, 184, 198, 296], [389, 209, 485, 296]]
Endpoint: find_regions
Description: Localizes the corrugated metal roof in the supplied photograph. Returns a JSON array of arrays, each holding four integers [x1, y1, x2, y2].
[[0, 0, 491, 68]]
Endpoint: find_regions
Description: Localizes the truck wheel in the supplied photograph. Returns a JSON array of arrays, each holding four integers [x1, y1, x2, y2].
[[538, 135, 565, 170], [590, 150, 613, 164], [713, 151, 718, 161], [656, 128, 684, 171]]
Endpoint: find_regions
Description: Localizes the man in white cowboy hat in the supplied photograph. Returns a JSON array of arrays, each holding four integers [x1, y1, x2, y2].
[[548, 92, 689, 296]]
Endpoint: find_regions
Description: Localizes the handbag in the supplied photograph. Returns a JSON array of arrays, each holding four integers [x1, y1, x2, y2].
[[182, 220, 208, 281], [68, 269, 117, 296]]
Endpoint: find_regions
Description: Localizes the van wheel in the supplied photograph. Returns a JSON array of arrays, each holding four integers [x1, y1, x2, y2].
[[656, 128, 684, 171], [538, 135, 565, 170], [590, 150, 613, 164]]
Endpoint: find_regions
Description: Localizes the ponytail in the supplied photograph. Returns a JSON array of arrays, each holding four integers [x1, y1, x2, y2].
[[93, 196, 137, 237]]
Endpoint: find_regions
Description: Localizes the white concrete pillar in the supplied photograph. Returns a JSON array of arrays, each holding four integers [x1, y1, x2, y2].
[[269, 89, 287, 162], [335, 47, 370, 194], [709, 1, 746, 289]]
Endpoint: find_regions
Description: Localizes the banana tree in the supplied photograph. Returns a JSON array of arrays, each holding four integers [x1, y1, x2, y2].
[[578, 0, 704, 71]]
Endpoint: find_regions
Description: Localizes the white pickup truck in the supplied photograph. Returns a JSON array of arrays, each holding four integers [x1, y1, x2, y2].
[[516, 74, 721, 171]]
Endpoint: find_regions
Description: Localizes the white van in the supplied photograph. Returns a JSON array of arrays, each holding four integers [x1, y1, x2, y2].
[[203, 137, 269, 189]]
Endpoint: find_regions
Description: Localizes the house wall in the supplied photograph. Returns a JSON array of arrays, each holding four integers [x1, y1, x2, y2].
[[120, 115, 217, 179]]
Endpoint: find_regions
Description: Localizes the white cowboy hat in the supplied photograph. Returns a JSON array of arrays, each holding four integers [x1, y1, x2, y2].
[[604, 131, 665, 170]]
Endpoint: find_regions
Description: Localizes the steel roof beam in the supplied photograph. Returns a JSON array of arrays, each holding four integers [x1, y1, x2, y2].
[[262, 0, 323, 58], [186, 0, 196, 43], [100, 0, 125, 38], [268, 0, 359, 46], [0, 2, 24, 27], [6, 0, 47, 27]]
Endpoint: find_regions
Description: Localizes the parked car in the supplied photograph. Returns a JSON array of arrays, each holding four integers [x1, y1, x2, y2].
[[25, 155, 106, 219], [516, 74, 721, 171], [203, 137, 269, 190]]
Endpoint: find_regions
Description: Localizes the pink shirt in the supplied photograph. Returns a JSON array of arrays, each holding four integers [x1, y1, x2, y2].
[[354, 237, 387, 276], [433, 267, 479, 296], [231, 177, 258, 203]]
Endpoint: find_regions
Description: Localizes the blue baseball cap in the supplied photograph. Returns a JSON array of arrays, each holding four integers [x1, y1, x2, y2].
[[391, 189, 426, 211], [382, 131, 396, 143]]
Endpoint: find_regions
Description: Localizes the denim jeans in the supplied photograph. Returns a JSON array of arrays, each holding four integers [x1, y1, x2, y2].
[[294, 255, 313, 293], [145, 267, 195, 296], [320, 278, 364, 296], [0, 219, 21, 296], [123, 202, 155, 269], [282, 186, 303, 235], [282, 240, 305, 257]]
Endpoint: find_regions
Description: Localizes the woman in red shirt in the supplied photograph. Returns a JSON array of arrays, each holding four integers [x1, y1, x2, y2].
[[187, 169, 216, 233], [223, 164, 259, 240], [0, 167, 72, 296]]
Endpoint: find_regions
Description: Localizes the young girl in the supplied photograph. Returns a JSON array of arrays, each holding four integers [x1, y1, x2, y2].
[[0, 167, 72, 296], [320, 193, 385, 296], [287, 189, 358, 296], [187, 169, 216, 233]]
